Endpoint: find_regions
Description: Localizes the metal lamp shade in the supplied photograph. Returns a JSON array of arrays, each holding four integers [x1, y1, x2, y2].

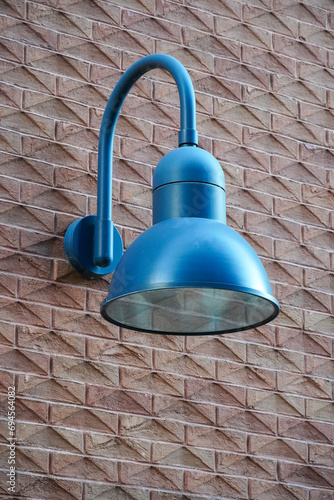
[[101, 217, 279, 335]]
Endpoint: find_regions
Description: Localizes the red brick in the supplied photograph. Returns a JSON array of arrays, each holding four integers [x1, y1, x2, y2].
[[278, 416, 334, 444], [87, 385, 151, 415], [0, 396, 48, 424], [153, 442, 215, 471], [154, 395, 215, 425], [185, 470, 248, 498], [279, 462, 334, 489], [0, 444, 48, 473], [120, 414, 184, 443], [19, 278, 86, 310], [122, 11, 181, 43], [306, 400, 334, 424], [249, 479, 308, 500], [86, 485, 150, 500], [243, 127, 298, 158], [17, 374, 85, 404], [0, 321, 15, 346], [121, 366, 184, 397], [217, 452, 276, 480], [217, 360, 275, 390], [247, 389, 305, 417], [186, 378, 245, 407], [16, 421, 84, 453], [185, 0, 242, 19], [50, 404, 117, 434], [272, 74, 326, 106], [273, 1, 327, 27], [13, 473, 83, 500], [52, 356, 119, 386], [27, 3, 92, 38], [50, 452, 118, 481], [244, 5, 298, 37], [249, 434, 308, 463], [277, 327, 332, 357], [121, 462, 183, 490]]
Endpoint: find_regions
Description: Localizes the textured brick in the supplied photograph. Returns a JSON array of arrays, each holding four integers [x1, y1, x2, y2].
[[305, 311, 334, 336], [185, 0, 242, 19], [244, 5, 298, 37], [217, 452, 276, 480], [186, 378, 245, 407], [51, 406, 116, 436], [0, 396, 48, 424], [154, 395, 215, 425], [154, 350, 215, 379], [217, 361, 275, 390], [216, 17, 271, 49], [278, 416, 334, 444], [120, 415, 184, 443], [249, 435, 308, 463], [279, 462, 334, 489], [53, 309, 119, 339], [187, 424, 246, 453], [218, 407, 277, 435], [0, 444, 48, 473], [52, 356, 119, 386], [17, 325, 85, 357], [273, 1, 326, 27], [0, 321, 15, 345], [16, 422, 84, 453], [9, 472, 83, 499], [157, 0, 214, 32], [243, 127, 298, 158], [247, 389, 305, 417], [17, 374, 85, 404], [272, 74, 326, 105], [87, 385, 151, 415], [19, 278, 86, 309], [85, 484, 150, 500], [277, 372, 332, 399], [121, 328, 184, 351], [0, 346, 48, 375], [153, 442, 215, 471], [306, 400, 334, 424], [277, 327, 332, 357], [309, 443, 334, 467], [185, 470, 248, 498], [121, 463, 183, 490], [51, 452, 118, 481], [85, 433, 150, 461], [121, 366, 184, 397], [250, 479, 308, 500], [122, 11, 181, 43], [216, 59, 270, 90]]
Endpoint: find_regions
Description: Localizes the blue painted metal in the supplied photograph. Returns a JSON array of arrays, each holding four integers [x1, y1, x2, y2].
[[101, 218, 279, 334], [64, 53, 280, 334], [152, 146, 226, 224], [64, 54, 198, 277]]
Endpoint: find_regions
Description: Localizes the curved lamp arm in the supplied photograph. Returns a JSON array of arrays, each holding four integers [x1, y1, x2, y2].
[[64, 54, 199, 277]]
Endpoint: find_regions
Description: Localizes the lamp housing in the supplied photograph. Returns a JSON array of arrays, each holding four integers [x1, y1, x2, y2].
[[64, 54, 279, 335]]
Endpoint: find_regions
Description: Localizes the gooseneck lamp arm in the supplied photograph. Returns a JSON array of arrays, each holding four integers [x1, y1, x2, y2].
[[64, 54, 199, 277], [95, 54, 198, 268]]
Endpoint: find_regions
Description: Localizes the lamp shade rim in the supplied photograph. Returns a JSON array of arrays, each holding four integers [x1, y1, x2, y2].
[[101, 284, 280, 335]]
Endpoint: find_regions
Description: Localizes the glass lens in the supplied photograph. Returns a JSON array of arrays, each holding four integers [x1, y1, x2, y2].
[[103, 288, 277, 334]]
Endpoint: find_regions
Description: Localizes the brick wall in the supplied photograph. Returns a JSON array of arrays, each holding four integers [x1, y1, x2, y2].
[[0, 0, 333, 498]]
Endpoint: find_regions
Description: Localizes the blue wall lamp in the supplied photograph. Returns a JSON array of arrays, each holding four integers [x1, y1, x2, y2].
[[64, 54, 279, 335]]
